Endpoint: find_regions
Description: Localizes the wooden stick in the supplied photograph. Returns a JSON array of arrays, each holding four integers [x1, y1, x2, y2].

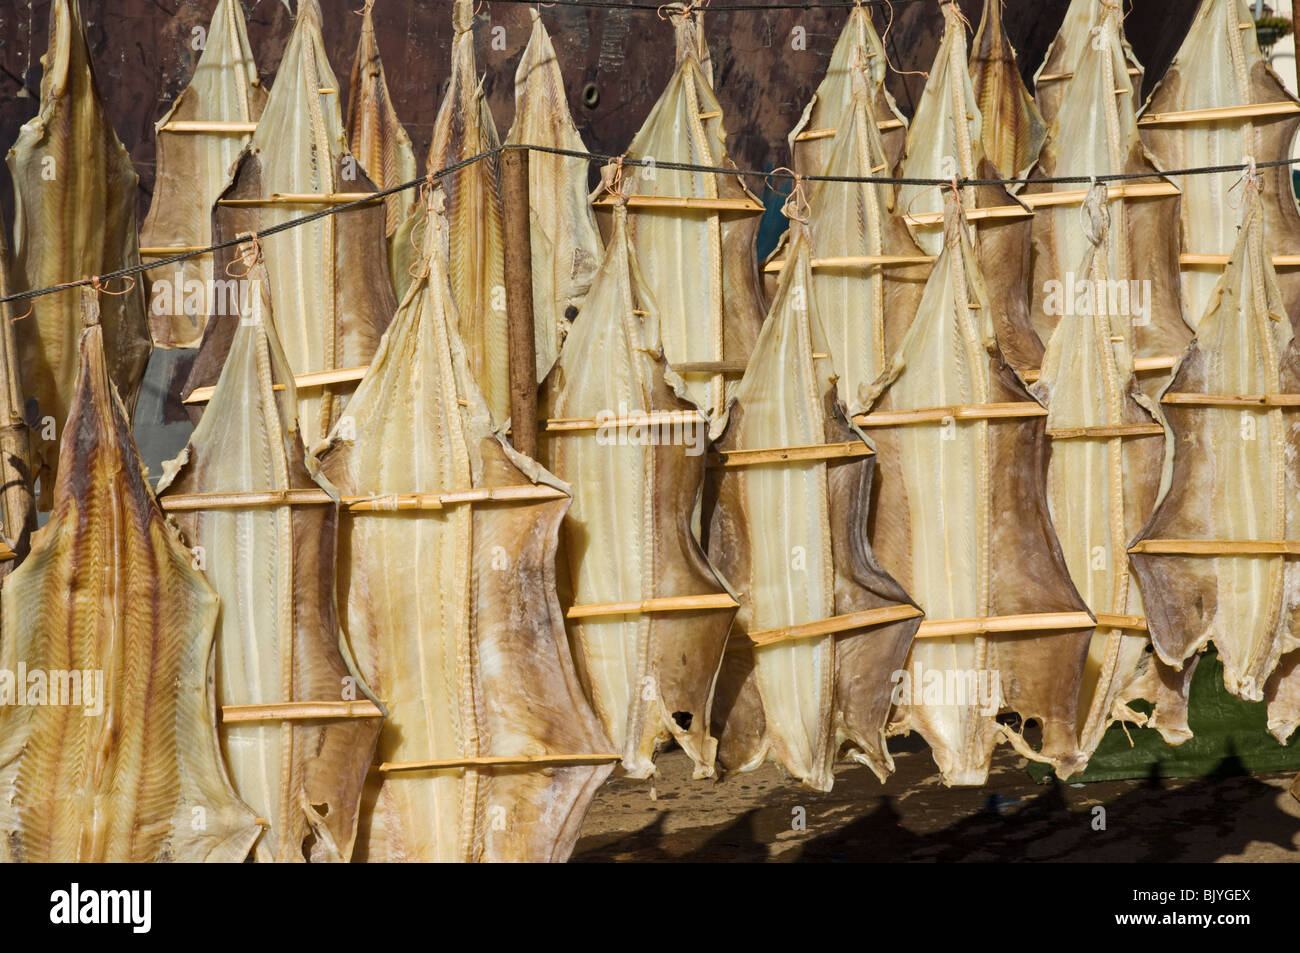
[[220, 700, 383, 723], [1138, 101, 1300, 126], [671, 361, 748, 375], [1182, 253, 1300, 267], [0, 542, 14, 560], [1161, 392, 1300, 407], [542, 410, 707, 433], [710, 441, 875, 468], [139, 246, 214, 256], [762, 254, 935, 274], [185, 365, 369, 403], [502, 147, 539, 460], [1092, 613, 1148, 632], [161, 488, 333, 511], [1129, 539, 1300, 556], [1036, 67, 1141, 84], [218, 193, 380, 207], [376, 752, 623, 773], [160, 485, 566, 512], [160, 120, 258, 133], [1019, 182, 1180, 210], [593, 195, 765, 212], [1047, 423, 1166, 439], [904, 204, 1033, 227], [914, 611, 1096, 638], [793, 117, 906, 141], [741, 605, 922, 648], [1023, 355, 1176, 383], [566, 593, 738, 619], [854, 402, 1046, 427]]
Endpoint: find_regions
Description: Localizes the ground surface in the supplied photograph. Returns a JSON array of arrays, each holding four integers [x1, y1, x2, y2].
[[573, 737, 1300, 862]]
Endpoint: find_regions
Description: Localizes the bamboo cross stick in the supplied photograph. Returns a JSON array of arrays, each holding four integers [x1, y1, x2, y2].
[[566, 593, 738, 619], [1047, 423, 1166, 439], [709, 441, 875, 468], [376, 753, 624, 773], [1129, 539, 1300, 556], [904, 204, 1033, 226], [593, 195, 765, 211], [218, 193, 381, 207], [159, 485, 567, 512], [914, 612, 1096, 638], [1092, 613, 1148, 632], [671, 361, 748, 375], [0, 542, 14, 560], [1019, 182, 1181, 210], [1023, 356, 1175, 384], [739, 605, 923, 648], [185, 364, 369, 403], [1036, 67, 1141, 84], [854, 402, 1047, 427], [1161, 392, 1300, 407], [139, 246, 215, 256], [160, 120, 258, 133], [1182, 253, 1300, 267], [1138, 101, 1300, 126], [220, 700, 384, 723], [792, 117, 906, 141], [541, 410, 708, 433], [762, 254, 935, 274]]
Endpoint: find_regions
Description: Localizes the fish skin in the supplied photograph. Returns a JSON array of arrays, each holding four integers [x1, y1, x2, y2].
[[183, 0, 396, 451], [390, 0, 509, 425], [1265, 652, 1300, 744], [896, 2, 1042, 378], [541, 205, 737, 780], [1030, 187, 1177, 771], [0, 202, 36, 576], [1141, 0, 1300, 333], [1025, 6, 1190, 398], [505, 9, 604, 382], [706, 229, 919, 791], [346, 1, 417, 256], [139, 0, 267, 350], [596, 6, 766, 432], [157, 269, 381, 862], [318, 195, 611, 862], [1132, 195, 1300, 703], [788, 5, 908, 178], [0, 291, 261, 863], [7, 0, 152, 508], [969, 0, 1046, 185], [1033, 0, 1144, 128], [864, 195, 1092, 786]]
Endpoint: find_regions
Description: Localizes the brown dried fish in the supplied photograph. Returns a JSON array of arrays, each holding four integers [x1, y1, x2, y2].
[[318, 196, 611, 862], [505, 9, 604, 380], [157, 268, 381, 862], [7, 0, 152, 507], [707, 227, 919, 791], [541, 203, 737, 780], [0, 291, 260, 862], [0, 204, 35, 577], [139, 0, 267, 350], [861, 195, 1092, 785], [969, 0, 1046, 184]]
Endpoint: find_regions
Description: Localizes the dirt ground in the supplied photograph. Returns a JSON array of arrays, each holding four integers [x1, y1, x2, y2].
[[573, 736, 1300, 862]]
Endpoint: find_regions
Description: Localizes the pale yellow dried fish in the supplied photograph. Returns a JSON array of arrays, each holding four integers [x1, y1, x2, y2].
[[7, 0, 152, 507], [0, 291, 261, 862], [1034, 0, 1143, 127], [140, 0, 266, 350]]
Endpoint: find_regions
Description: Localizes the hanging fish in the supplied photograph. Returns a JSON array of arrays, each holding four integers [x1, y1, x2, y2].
[[140, 0, 267, 350], [896, 0, 1041, 376], [788, 3, 907, 178], [1131, 192, 1300, 706], [0, 205, 35, 579], [541, 201, 738, 780], [859, 193, 1093, 785], [969, 0, 1046, 185], [156, 265, 382, 862], [1266, 655, 1300, 744], [593, 3, 766, 430], [706, 225, 920, 792], [1033, 0, 1143, 127], [0, 291, 261, 862], [1140, 0, 1300, 331], [346, 0, 416, 270], [7, 0, 152, 507], [505, 8, 603, 381], [1030, 185, 1189, 766], [1024, 3, 1190, 399], [390, 0, 509, 424], [184, 0, 396, 451], [317, 193, 612, 862]]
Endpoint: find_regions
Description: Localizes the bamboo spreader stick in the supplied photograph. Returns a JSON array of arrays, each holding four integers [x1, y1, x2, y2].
[[1182, 253, 1300, 267], [739, 605, 923, 648], [502, 147, 539, 460], [218, 193, 381, 206], [709, 441, 875, 468], [160, 120, 258, 133], [671, 361, 749, 375], [159, 485, 567, 512], [375, 753, 623, 773], [1047, 423, 1166, 439], [185, 364, 370, 403], [566, 593, 739, 619], [541, 410, 708, 433], [792, 116, 906, 141], [220, 700, 384, 723], [592, 195, 764, 211], [762, 254, 935, 274], [1138, 101, 1300, 126], [1161, 393, 1300, 407], [914, 612, 1096, 638], [1129, 539, 1300, 556], [854, 402, 1047, 427], [1023, 356, 1176, 383]]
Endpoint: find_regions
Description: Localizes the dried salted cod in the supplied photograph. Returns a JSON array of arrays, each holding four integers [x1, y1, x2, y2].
[[1025, 4, 1189, 395], [346, 0, 416, 267], [184, 0, 395, 451], [390, 0, 508, 423], [706, 227, 919, 791], [317, 195, 611, 862], [970, 0, 1045, 184], [788, 3, 907, 178], [895, 0, 1040, 375], [861, 194, 1092, 785], [7, 0, 151, 506], [505, 9, 603, 380], [541, 202, 737, 780], [140, 0, 266, 350], [1029, 186, 1187, 767], [1131, 193, 1300, 704], [1141, 0, 1300, 331], [0, 291, 260, 862], [1034, 0, 1143, 127], [593, 4, 765, 430], [0, 212, 35, 577], [156, 267, 381, 862], [1266, 654, 1300, 743]]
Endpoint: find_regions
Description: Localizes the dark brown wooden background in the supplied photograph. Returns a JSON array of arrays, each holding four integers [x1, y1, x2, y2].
[[0, 0, 1201, 226]]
